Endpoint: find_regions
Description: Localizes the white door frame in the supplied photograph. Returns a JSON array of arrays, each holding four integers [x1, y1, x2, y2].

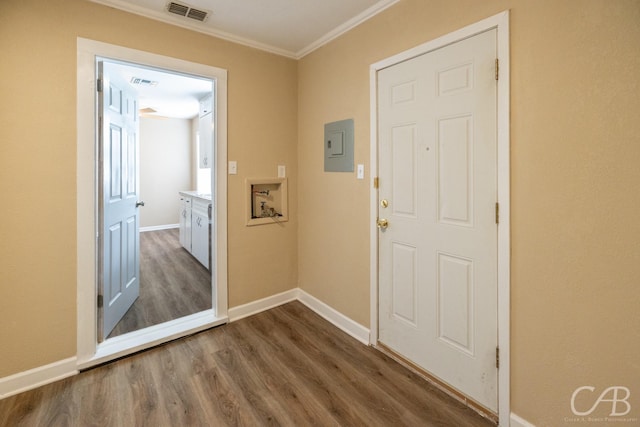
[[76, 38, 228, 368], [369, 11, 510, 424]]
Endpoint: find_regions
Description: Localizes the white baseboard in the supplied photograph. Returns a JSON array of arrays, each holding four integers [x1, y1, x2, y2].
[[228, 288, 370, 345], [0, 357, 78, 400], [228, 289, 299, 322], [510, 413, 536, 427], [298, 289, 370, 345], [140, 223, 179, 232]]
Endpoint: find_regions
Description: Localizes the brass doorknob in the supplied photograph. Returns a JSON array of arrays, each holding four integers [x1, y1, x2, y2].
[[377, 218, 389, 229]]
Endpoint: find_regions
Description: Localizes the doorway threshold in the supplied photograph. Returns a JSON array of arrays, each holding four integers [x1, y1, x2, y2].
[[77, 310, 227, 370]]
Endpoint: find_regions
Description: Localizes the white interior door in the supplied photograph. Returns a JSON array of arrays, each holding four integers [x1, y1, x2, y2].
[[99, 60, 141, 340], [377, 29, 498, 411]]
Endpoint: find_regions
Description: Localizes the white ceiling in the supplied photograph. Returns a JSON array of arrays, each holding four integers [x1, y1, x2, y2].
[[107, 61, 212, 119], [90, 0, 399, 58]]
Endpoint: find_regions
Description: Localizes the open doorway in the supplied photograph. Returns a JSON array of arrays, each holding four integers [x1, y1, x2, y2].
[[77, 38, 228, 368], [98, 59, 214, 340]]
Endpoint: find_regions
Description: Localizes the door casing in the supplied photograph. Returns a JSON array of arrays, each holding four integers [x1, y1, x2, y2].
[[369, 11, 510, 423], [76, 38, 228, 368]]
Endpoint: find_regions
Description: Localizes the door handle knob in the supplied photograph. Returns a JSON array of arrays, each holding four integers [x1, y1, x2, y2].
[[136, 201, 145, 208], [377, 218, 389, 229]]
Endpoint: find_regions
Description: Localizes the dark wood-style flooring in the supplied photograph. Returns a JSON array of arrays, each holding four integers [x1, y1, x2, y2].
[[1, 302, 495, 427], [108, 228, 212, 339]]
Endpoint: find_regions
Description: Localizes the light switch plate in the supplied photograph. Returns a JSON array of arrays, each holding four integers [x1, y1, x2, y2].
[[357, 164, 364, 179], [229, 161, 237, 175], [278, 165, 286, 178]]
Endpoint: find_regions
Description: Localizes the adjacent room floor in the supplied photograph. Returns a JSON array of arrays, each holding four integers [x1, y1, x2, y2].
[[1, 302, 494, 426], [108, 228, 212, 339]]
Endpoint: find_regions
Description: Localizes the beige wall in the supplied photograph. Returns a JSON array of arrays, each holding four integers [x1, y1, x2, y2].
[[297, 0, 640, 424], [0, 0, 298, 377], [140, 117, 192, 228], [2, 0, 639, 424]]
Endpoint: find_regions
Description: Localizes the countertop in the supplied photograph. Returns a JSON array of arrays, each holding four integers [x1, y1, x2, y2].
[[179, 191, 212, 201]]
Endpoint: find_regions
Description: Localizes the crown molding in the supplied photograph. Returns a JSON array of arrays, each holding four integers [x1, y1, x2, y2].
[[89, 0, 400, 60], [295, 0, 399, 58], [89, 0, 298, 58]]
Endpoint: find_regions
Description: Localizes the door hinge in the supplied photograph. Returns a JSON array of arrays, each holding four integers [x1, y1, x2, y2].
[[373, 177, 379, 189], [495, 58, 499, 81], [495, 202, 500, 224], [97, 294, 103, 308], [97, 78, 103, 93], [496, 346, 500, 369]]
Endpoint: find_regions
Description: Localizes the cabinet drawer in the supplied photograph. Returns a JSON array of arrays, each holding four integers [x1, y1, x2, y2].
[[192, 198, 210, 217]]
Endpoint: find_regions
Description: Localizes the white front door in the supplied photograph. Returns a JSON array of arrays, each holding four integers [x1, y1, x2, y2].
[[377, 29, 498, 411], [98, 60, 141, 340]]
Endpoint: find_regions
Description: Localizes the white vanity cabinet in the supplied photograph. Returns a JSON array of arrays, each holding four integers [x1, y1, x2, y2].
[[198, 95, 213, 169], [179, 192, 210, 270], [191, 198, 210, 269]]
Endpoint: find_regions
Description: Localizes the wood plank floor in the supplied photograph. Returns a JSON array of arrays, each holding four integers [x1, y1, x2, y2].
[[0, 302, 495, 427], [108, 228, 212, 339]]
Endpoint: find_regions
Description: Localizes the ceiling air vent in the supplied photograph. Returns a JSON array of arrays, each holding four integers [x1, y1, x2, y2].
[[130, 77, 158, 87], [187, 8, 208, 22], [166, 2, 209, 22]]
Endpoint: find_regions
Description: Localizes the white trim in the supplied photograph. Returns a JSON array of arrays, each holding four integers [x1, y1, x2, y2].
[[78, 311, 227, 369], [88, 0, 296, 59], [140, 223, 179, 232], [212, 59, 229, 320], [227, 288, 371, 345], [87, 0, 399, 60], [77, 37, 228, 369], [295, 0, 400, 58], [369, 11, 511, 424], [298, 290, 370, 345], [0, 357, 78, 400], [228, 288, 370, 345], [228, 289, 299, 322], [495, 11, 512, 427], [510, 413, 536, 427], [369, 64, 380, 346]]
